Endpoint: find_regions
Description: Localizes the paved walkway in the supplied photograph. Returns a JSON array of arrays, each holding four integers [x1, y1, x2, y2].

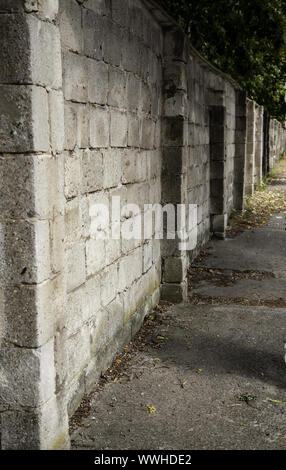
[[71, 170, 286, 450]]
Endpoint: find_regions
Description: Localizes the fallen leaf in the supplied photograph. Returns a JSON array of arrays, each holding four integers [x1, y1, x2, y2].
[[146, 405, 156, 415], [266, 397, 285, 405]]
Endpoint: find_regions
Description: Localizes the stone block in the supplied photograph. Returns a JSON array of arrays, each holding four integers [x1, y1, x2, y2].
[[59, 0, 82, 53], [118, 248, 142, 292], [48, 90, 65, 153], [110, 110, 127, 147], [66, 373, 85, 418], [108, 67, 127, 108], [141, 82, 151, 114], [162, 147, 183, 176], [210, 143, 226, 161], [163, 61, 187, 94], [122, 150, 139, 184], [210, 160, 224, 180], [64, 149, 82, 199], [141, 118, 155, 150], [0, 339, 55, 408], [63, 51, 88, 102], [66, 325, 91, 381], [164, 257, 185, 283], [143, 241, 153, 273], [105, 297, 124, 340], [160, 281, 187, 303], [105, 237, 121, 265], [0, 85, 50, 153], [30, 86, 51, 151], [0, 276, 64, 348], [102, 18, 122, 67], [164, 29, 187, 63], [161, 174, 182, 204], [88, 323, 130, 388], [102, 149, 122, 188], [210, 124, 225, 144], [127, 114, 140, 148], [67, 274, 101, 334], [100, 263, 118, 307], [87, 59, 108, 105], [0, 391, 69, 450], [90, 308, 109, 356], [211, 213, 228, 234], [82, 149, 103, 193], [121, 216, 142, 254], [83, 8, 104, 60], [0, 13, 31, 84], [89, 105, 110, 148], [121, 281, 144, 324], [65, 242, 86, 292], [0, 154, 61, 219], [0, 219, 51, 285], [50, 215, 65, 274], [64, 102, 88, 150], [64, 103, 77, 150], [88, 190, 110, 238], [162, 116, 185, 147], [65, 198, 81, 244], [130, 304, 145, 337], [28, 15, 62, 88], [86, 239, 106, 276], [127, 75, 141, 112]]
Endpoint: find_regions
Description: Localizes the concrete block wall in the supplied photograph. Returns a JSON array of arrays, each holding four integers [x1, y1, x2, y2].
[[269, 118, 286, 169], [245, 101, 286, 197], [59, 0, 163, 423], [1, 0, 286, 449], [0, 0, 69, 450]]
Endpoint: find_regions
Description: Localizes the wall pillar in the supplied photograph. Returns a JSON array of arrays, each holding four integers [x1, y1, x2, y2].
[[262, 111, 270, 176], [254, 104, 263, 185], [233, 90, 247, 210], [0, 1, 69, 449], [207, 87, 228, 237], [160, 28, 189, 303], [245, 100, 256, 196], [209, 105, 227, 237]]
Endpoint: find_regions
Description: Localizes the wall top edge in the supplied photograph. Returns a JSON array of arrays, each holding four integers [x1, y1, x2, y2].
[[142, 0, 242, 91]]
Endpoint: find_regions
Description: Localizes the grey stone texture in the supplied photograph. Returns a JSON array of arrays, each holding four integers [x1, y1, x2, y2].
[[0, 0, 285, 451]]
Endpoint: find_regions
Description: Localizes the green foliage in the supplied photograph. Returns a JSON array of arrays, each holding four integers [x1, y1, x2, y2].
[[156, 0, 286, 122]]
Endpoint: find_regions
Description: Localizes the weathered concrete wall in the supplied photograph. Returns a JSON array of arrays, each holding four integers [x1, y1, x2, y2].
[[245, 101, 285, 197], [0, 0, 69, 450], [59, 0, 163, 423], [0, 0, 286, 449], [269, 118, 286, 169]]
